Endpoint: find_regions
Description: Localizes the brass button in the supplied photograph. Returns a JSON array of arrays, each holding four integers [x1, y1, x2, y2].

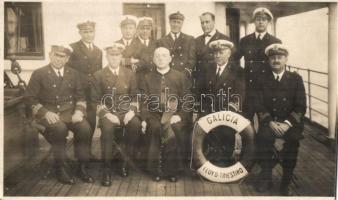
[[250, 69, 253, 73], [249, 80, 253, 83], [53, 84, 57, 88], [273, 98, 276, 101], [56, 96, 59, 99], [57, 105, 60, 109], [273, 108, 277, 111], [283, 98, 287, 101]]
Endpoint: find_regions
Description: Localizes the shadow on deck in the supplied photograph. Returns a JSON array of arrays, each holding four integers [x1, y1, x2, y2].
[[4, 122, 336, 197]]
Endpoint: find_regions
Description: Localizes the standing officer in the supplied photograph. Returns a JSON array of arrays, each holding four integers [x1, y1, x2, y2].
[[157, 11, 196, 80], [91, 43, 141, 186], [140, 47, 192, 182], [134, 17, 157, 79], [116, 15, 140, 71], [24, 45, 93, 184], [234, 7, 282, 119], [195, 12, 230, 92], [255, 44, 306, 195], [68, 21, 103, 155], [197, 39, 245, 166]]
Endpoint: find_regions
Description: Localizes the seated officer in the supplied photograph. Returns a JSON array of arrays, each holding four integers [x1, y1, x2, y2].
[[197, 39, 245, 167], [91, 43, 141, 186], [255, 44, 306, 195], [24, 45, 93, 184], [140, 47, 192, 182]]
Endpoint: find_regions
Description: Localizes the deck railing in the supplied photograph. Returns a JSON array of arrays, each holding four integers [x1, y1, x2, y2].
[[287, 66, 328, 127]]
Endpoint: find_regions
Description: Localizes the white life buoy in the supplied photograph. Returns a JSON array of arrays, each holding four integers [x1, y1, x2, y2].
[[192, 111, 255, 183]]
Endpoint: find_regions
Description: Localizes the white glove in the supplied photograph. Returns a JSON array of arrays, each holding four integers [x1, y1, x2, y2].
[[141, 121, 147, 134], [71, 110, 84, 124], [170, 115, 181, 124], [123, 110, 135, 125], [45, 111, 60, 124], [104, 113, 120, 125]]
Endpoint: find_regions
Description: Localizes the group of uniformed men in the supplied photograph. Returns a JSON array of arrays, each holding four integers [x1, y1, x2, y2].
[[24, 7, 306, 196]]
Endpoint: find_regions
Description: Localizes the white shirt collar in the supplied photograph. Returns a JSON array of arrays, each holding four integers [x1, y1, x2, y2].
[[138, 37, 149, 45], [216, 61, 228, 75], [206, 29, 216, 37], [157, 67, 170, 75], [82, 41, 93, 49], [255, 31, 267, 39], [170, 32, 180, 40], [109, 66, 120, 75], [122, 38, 132, 46], [52, 66, 64, 77], [272, 69, 285, 81]]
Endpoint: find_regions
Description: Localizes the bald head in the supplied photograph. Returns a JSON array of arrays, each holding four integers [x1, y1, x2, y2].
[[153, 47, 172, 70]]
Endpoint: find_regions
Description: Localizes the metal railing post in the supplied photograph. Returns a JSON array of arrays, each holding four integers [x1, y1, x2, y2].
[[307, 69, 312, 121]]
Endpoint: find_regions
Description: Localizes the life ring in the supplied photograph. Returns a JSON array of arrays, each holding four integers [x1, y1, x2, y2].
[[192, 111, 255, 183]]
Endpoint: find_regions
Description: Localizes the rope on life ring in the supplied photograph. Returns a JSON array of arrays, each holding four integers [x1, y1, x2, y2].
[[192, 111, 255, 183]]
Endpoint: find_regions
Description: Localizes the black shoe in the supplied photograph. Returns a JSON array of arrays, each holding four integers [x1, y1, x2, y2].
[[255, 180, 272, 193], [280, 185, 293, 196], [55, 166, 75, 185], [78, 163, 94, 183], [153, 175, 161, 182], [120, 162, 128, 177], [101, 169, 112, 187], [168, 176, 177, 182], [120, 167, 128, 177]]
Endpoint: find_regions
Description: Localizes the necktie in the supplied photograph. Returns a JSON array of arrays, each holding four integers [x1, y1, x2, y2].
[[257, 33, 261, 40], [57, 70, 63, 81], [205, 34, 211, 45], [215, 67, 221, 83], [126, 40, 129, 46], [276, 75, 280, 81], [88, 44, 93, 51], [174, 33, 178, 41]]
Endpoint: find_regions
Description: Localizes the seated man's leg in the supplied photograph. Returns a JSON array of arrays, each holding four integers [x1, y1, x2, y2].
[[255, 125, 275, 192], [99, 117, 119, 186], [280, 137, 300, 195], [69, 119, 93, 183], [146, 115, 162, 179], [170, 121, 186, 179], [40, 120, 74, 184], [120, 116, 142, 176]]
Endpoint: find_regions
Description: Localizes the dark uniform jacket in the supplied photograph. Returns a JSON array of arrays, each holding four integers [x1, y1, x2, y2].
[[116, 38, 140, 69], [234, 32, 281, 89], [198, 62, 246, 114], [91, 66, 139, 120], [124, 37, 157, 74], [140, 68, 192, 122], [68, 40, 103, 92], [24, 65, 87, 123], [256, 69, 306, 140], [157, 33, 196, 76], [194, 30, 230, 86]]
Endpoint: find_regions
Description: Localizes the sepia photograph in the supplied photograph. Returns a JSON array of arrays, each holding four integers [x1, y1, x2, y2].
[[1, 0, 337, 199]]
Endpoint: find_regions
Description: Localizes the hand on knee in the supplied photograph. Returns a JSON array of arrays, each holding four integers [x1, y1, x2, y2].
[[104, 113, 120, 125], [170, 115, 181, 124]]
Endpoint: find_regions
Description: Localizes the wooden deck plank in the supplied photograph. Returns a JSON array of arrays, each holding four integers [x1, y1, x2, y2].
[[155, 179, 166, 196], [56, 184, 72, 196], [3, 122, 335, 197], [36, 178, 58, 196], [190, 173, 204, 196], [116, 175, 133, 196], [106, 174, 123, 196], [146, 177, 157, 196], [126, 171, 142, 196], [46, 181, 64, 196], [175, 174, 185, 196], [136, 173, 149, 196]]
